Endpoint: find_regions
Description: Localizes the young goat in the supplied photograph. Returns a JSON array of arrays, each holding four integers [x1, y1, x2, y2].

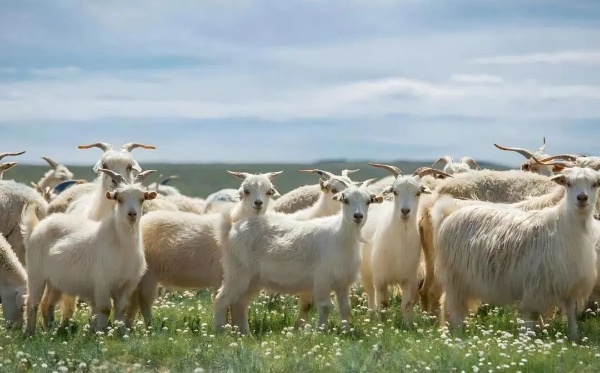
[[125, 170, 283, 326], [359, 164, 451, 324], [21, 169, 157, 334], [214, 180, 384, 335], [431, 167, 600, 342]]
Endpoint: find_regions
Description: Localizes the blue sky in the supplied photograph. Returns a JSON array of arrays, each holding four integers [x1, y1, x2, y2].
[[1, 0, 599, 167]]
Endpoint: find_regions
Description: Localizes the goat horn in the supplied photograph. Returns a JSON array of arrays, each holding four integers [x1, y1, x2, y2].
[[358, 178, 378, 188], [160, 175, 180, 185], [341, 169, 360, 177], [413, 167, 453, 178], [267, 171, 284, 180], [539, 154, 580, 162], [432, 156, 453, 167], [41, 156, 59, 170], [460, 156, 481, 170], [121, 142, 156, 152], [493, 143, 533, 159], [134, 170, 157, 184], [98, 168, 127, 185], [298, 169, 336, 180], [368, 163, 403, 178], [0, 151, 25, 161], [531, 156, 576, 169], [78, 142, 112, 152], [227, 170, 251, 180]]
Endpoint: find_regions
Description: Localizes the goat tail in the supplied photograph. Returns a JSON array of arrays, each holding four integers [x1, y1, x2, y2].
[[20, 204, 40, 247]]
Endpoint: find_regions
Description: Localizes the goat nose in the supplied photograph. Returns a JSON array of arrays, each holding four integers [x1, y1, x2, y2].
[[254, 199, 263, 206], [578, 193, 588, 202], [401, 208, 411, 215], [128, 211, 137, 218], [354, 212, 363, 220]]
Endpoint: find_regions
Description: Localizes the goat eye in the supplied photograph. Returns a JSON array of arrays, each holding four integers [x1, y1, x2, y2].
[[593, 183, 599, 188], [416, 192, 421, 196], [102, 163, 108, 169], [244, 189, 250, 195], [331, 189, 338, 194], [127, 165, 133, 171], [266, 189, 273, 196]]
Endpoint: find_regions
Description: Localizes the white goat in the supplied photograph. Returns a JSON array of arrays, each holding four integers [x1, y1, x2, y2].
[[66, 142, 156, 220], [214, 180, 383, 334], [36, 156, 75, 190], [203, 188, 240, 214], [21, 168, 157, 334], [494, 136, 554, 175], [418, 168, 558, 315], [432, 156, 481, 176], [359, 164, 451, 324], [0, 234, 27, 326], [270, 169, 360, 214], [431, 167, 600, 341], [126, 170, 284, 326]]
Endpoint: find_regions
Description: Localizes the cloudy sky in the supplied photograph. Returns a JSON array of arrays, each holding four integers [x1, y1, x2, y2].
[[1, 0, 599, 167]]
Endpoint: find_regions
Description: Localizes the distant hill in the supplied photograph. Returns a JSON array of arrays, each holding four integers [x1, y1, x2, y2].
[[4, 160, 511, 198]]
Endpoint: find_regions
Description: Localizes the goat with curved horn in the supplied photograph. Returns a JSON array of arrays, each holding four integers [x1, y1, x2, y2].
[[0, 150, 25, 161], [121, 143, 156, 152], [413, 167, 453, 179], [41, 156, 59, 170], [493, 143, 534, 159], [78, 143, 113, 152], [368, 163, 403, 178], [356, 178, 378, 188]]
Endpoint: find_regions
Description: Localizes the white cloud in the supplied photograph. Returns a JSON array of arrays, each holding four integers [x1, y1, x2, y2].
[[0, 67, 16, 74], [469, 50, 600, 65], [449, 74, 503, 84]]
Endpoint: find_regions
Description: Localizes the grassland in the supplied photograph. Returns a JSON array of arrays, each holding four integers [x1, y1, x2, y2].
[[4, 160, 600, 372], [2, 288, 600, 372], [4, 159, 510, 198]]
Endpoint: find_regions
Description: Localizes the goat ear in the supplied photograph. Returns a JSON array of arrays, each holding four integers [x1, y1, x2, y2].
[[332, 192, 345, 202], [421, 186, 432, 194], [144, 191, 158, 200], [551, 174, 567, 186], [371, 194, 384, 204], [105, 191, 117, 200], [381, 185, 393, 195], [269, 187, 281, 198]]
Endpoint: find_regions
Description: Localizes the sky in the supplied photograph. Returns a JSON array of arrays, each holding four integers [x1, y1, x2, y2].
[[0, 0, 599, 167]]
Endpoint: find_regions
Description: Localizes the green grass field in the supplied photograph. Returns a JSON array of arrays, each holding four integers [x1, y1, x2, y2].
[[2, 288, 600, 372], [4, 160, 600, 372]]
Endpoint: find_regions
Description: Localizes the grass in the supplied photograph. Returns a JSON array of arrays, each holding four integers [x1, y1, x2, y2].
[[2, 288, 600, 372]]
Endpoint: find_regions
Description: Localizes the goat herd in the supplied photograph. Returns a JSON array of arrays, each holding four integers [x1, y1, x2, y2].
[[0, 138, 599, 345]]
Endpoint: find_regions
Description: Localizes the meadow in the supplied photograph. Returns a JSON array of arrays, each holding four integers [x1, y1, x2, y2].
[[3, 160, 600, 372]]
